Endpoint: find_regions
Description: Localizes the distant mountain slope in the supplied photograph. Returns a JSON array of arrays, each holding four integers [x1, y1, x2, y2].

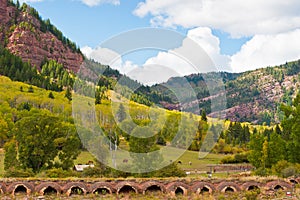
[[151, 61, 300, 124], [0, 0, 83, 72]]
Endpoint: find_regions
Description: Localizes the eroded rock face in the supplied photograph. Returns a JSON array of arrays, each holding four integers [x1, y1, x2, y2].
[[0, 0, 83, 72]]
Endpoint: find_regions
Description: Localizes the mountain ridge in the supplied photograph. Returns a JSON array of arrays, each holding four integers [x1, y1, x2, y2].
[[1, 0, 300, 125], [0, 0, 83, 72]]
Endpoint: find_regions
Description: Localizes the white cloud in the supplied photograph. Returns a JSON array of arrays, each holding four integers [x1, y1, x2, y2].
[[81, 46, 137, 74], [80, 0, 120, 7], [144, 27, 231, 76], [82, 27, 300, 83], [18, 0, 43, 3], [231, 29, 300, 72], [81, 27, 233, 84], [134, 0, 300, 37]]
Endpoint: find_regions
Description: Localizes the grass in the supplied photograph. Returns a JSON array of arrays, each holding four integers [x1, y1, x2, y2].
[[0, 149, 4, 176], [75, 148, 226, 174]]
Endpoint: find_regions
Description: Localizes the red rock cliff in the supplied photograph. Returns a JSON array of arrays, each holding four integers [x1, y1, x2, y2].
[[0, 0, 83, 72]]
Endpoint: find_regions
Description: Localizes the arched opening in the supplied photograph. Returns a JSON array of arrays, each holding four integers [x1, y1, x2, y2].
[[290, 179, 298, 184], [145, 185, 162, 194], [248, 185, 259, 191], [93, 188, 110, 196], [274, 185, 284, 191], [175, 187, 184, 195], [44, 186, 58, 196], [118, 185, 136, 194], [70, 187, 84, 196], [14, 185, 27, 195], [224, 186, 235, 193], [200, 186, 210, 194]]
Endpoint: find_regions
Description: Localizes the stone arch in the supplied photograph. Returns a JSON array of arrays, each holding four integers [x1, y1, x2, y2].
[[217, 182, 241, 193], [265, 181, 292, 191], [7, 182, 34, 196], [115, 181, 140, 195], [191, 182, 216, 194], [35, 182, 62, 196], [166, 182, 189, 196], [0, 183, 7, 194], [141, 181, 166, 194], [241, 181, 261, 191], [289, 179, 298, 184], [90, 182, 114, 195], [63, 182, 88, 196]]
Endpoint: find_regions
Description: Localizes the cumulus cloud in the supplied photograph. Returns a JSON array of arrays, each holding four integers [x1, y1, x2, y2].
[[82, 27, 232, 85], [81, 46, 138, 75], [18, 0, 43, 3], [145, 27, 231, 75], [81, 0, 120, 7], [231, 29, 300, 72], [134, 0, 300, 37]]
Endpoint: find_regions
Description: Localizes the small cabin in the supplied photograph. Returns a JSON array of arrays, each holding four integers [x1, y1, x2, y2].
[[73, 161, 94, 172]]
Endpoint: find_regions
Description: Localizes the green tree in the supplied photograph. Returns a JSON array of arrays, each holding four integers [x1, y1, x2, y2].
[[201, 109, 207, 121], [248, 133, 265, 168], [4, 139, 19, 170], [28, 86, 34, 93], [117, 104, 126, 122], [129, 126, 163, 173], [268, 132, 285, 167], [281, 92, 300, 163], [13, 113, 80, 172], [65, 87, 72, 101], [48, 92, 54, 99]]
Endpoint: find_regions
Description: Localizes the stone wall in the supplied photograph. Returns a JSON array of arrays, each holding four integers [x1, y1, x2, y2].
[[0, 178, 297, 197]]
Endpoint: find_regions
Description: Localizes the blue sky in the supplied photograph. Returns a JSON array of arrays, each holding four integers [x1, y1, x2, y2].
[[19, 0, 300, 84]]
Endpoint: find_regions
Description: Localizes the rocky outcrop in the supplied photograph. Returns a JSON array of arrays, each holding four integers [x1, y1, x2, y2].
[[0, 0, 83, 72]]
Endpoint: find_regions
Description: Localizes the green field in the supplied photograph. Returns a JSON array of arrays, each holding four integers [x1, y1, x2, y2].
[[0, 147, 230, 178], [75, 148, 227, 175]]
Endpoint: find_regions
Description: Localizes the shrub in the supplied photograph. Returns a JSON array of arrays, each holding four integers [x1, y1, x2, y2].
[[221, 152, 249, 164], [271, 160, 291, 175], [81, 166, 104, 178], [4, 168, 34, 178], [45, 168, 74, 178], [245, 189, 260, 200], [281, 166, 298, 178], [254, 167, 271, 176]]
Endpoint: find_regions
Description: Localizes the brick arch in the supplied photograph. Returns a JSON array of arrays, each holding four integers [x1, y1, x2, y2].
[[115, 181, 140, 195], [217, 182, 241, 193], [166, 182, 189, 196], [35, 182, 62, 195], [265, 180, 292, 191], [90, 182, 114, 194], [7, 182, 35, 196], [288, 179, 298, 185], [241, 181, 261, 191], [62, 182, 88, 196], [191, 182, 216, 194], [0, 182, 6, 194], [141, 181, 166, 194]]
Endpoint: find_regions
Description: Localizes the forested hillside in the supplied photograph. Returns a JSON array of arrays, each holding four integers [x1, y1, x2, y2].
[[150, 61, 300, 125]]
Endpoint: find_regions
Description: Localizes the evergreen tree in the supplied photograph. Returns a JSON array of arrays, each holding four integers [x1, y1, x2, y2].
[[28, 86, 34, 93], [65, 87, 72, 101], [201, 109, 207, 121], [48, 92, 54, 99], [129, 126, 163, 173], [117, 104, 126, 122], [281, 92, 300, 163]]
